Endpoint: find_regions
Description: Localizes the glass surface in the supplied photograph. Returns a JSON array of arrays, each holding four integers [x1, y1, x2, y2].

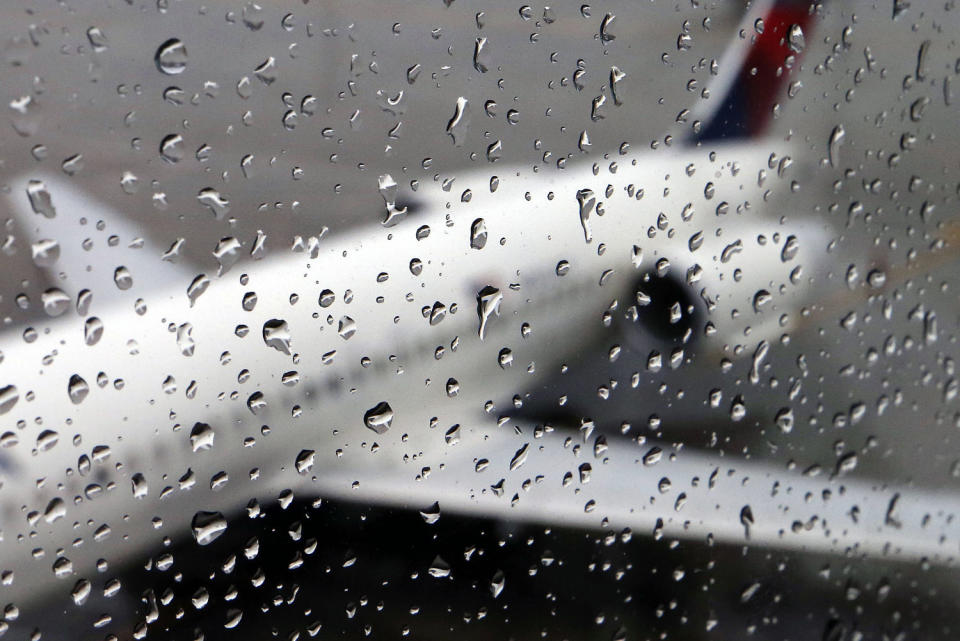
[[0, 0, 958, 638]]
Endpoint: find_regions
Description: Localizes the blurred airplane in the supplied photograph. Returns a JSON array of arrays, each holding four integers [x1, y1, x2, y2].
[[1, 1, 957, 634]]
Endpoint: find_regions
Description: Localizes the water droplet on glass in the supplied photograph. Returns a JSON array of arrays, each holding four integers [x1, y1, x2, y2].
[[490, 570, 505, 598], [599, 13, 616, 41], [189, 422, 215, 452], [68, 374, 89, 405], [576, 189, 595, 243], [827, 125, 845, 168], [295, 449, 316, 474], [131, 472, 148, 499], [41, 288, 70, 317], [470, 218, 487, 250], [364, 401, 394, 434], [191, 510, 227, 545], [114, 266, 133, 290], [43, 497, 66, 523], [155, 38, 188, 75], [0, 385, 18, 415], [72, 579, 91, 605], [867, 268, 886, 288], [241, 2, 265, 30], [338, 316, 357, 340], [428, 555, 451, 578], [473, 37, 490, 73], [187, 274, 210, 306], [446, 96, 470, 147], [262, 319, 292, 354], [197, 187, 230, 219], [780, 235, 799, 262], [26, 180, 56, 218], [420, 501, 441, 524], [787, 24, 805, 53], [476, 286, 502, 340], [159, 133, 184, 163], [86, 27, 109, 52], [52, 557, 74, 579], [31, 239, 59, 267], [378, 174, 408, 227], [213, 237, 242, 276], [509, 443, 529, 471]]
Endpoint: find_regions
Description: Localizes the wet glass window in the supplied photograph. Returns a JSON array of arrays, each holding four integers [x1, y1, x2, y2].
[[0, 1, 958, 639]]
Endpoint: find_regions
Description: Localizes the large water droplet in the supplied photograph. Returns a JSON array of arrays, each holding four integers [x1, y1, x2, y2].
[[476, 286, 503, 341], [159, 133, 184, 163], [197, 188, 230, 219], [214, 237, 242, 276], [262, 319, 291, 354], [470, 218, 487, 250], [827, 125, 845, 168], [428, 555, 451, 578], [187, 274, 211, 306], [41, 288, 70, 317], [576, 189, 595, 243], [446, 97, 470, 147], [0, 385, 18, 415], [295, 449, 316, 474], [364, 401, 394, 434], [378, 174, 407, 227], [155, 38, 188, 75], [113, 266, 133, 290], [31, 239, 60, 267], [68, 374, 89, 405], [473, 37, 490, 73], [191, 510, 227, 545], [787, 24, 805, 53], [189, 422, 215, 452], [26, 180, 56, 218]]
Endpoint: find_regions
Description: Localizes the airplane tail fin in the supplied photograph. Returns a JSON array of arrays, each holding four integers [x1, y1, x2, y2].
[[689, 0, 817, 143]]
